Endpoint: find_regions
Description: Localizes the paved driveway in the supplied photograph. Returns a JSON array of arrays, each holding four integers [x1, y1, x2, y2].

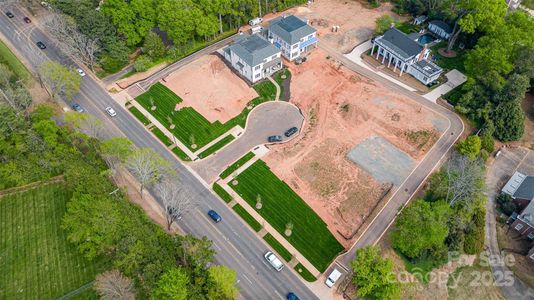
[[192, 101, 304, 182], [423, 69, 467, 102]]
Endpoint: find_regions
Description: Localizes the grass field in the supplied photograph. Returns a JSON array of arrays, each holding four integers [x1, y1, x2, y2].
[[172, 146, 191, 161], [231, 160, 344, 272], [294, 263, 317, 282], [0, 183, 107, 300], [135, 79, 276, 151], [151, 127, 173, 146], [220, 152, 255, 179], [232, 204, 262, 232], [128, 106, 151, 125], [198, 134, 235, 158], [213, 182, 233, 203], [0, 40, 31, 83], [263, 233, 292, 262]]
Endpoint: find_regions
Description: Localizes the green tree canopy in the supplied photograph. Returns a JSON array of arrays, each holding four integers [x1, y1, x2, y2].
[[375, 15, 395, 35], [493, 101, 524, 142], [206, 265, 239, 300], [38, 61, 81, 101], [151, 268, 189, 300], [456, 135, 481, 159]]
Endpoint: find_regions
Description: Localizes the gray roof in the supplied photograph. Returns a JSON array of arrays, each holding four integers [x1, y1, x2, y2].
[[429, 20, 452, 33], [227, 34, 280, 66], [268, 15, 316, 45], [520, 200, 534, 227], [375, 28, 423, 59], [514, 176, 534, 201], [412, 60, 442, 76]]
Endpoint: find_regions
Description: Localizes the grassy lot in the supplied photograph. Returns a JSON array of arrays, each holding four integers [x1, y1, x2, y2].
[[232, 204, 262, 232], [172, 146, 191, 161], [263, 233, 292, 262], [213, 182, 233, 203], [198, 134, 235, 158], [231, 160, 344, 272], [220, 152, 255, 179], [447, 260, 505, 300], [128, 106, 151, 125], [136, 78, 276, 151], [294, 263, 317, 282], [0, 40, 31, 83], [151, 127, 173, 146], [431, 42, 467, 73], [523, 0, 534, 9], [0, 183, 107, 300]]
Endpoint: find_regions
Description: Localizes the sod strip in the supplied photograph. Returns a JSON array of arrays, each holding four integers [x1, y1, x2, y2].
[[232, 204, 262, 232], [263, 233, 292, 262], [220, 152, 255, 179]]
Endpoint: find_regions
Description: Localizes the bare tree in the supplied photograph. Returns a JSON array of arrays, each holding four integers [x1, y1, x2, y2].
[[64, 111, 104, 139], [443, 153, 484, 208], [126, 148, 174, 196], [156, 176, 197, 231], [42, 12, 101, 72], [94, 269, 135, 300]]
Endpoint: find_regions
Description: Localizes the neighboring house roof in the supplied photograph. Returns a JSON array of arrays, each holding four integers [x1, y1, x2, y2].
[[407, 32, 421, 41], [375, 28, 423, 60], [502, 171, 534, 201], [414, 15, 428, 23], [429, 20, 452, 34], [268, 15, 316, 45], [411, 60, 442, 77], [519, 200, 534, 227], [227, 34, 280, 66]]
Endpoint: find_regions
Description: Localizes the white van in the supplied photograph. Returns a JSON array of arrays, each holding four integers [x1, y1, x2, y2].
[[249, 17, 263, 26], [325, 268, 342, 288], [264, 251, 284, 271]]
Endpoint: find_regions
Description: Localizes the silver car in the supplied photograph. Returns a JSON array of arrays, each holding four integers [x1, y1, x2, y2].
[[264, 251, 284, 271], [105, 106, 117, 117]]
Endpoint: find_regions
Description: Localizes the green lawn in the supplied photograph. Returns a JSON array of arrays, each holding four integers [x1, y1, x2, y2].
[[0, 40, 32, 83], [172, 146, 191, 161], [231, 160, 344, 272], [220, 152, 255, 179], [232, 204, 262, 232], [263, 233, 292, 262], [294, 263, 317, 282], [135, 78, 276, 151], [431, 42, 467, 73], [128, 106, 151, 125], [198, 134, 235, 158], [151, 127, 173, 146], [0, 183, 108, 300], [213, 182, 233, 203]]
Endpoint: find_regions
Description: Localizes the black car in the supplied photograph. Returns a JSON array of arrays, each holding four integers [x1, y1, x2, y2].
[[36, 41, 46, 49], [267, 135, 282, 143], [284, 127, 298, 137], [5, 11, 14, 18], [71, 103, 84, 113], [23, 17, 31, 23], [207, 210, 222, 223]]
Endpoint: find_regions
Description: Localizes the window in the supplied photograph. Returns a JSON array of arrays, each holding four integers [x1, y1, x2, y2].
[[292, 44, 298, 49], [515, 223, 524, 231], [255, 65, 261, 70], [528, 232, 534, 240], [255, 73, 261, 78], [530, 253, 534, 260], [271, 54, 278, 60]]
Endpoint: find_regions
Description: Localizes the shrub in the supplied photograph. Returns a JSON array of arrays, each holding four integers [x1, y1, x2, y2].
[[480, 131, 495, 153], [464, 207, 485, 254], [501, 201, 517, 216], [456, 135, 481, 159], [496, 193, 512, 206], [133, 55, 152, 72]]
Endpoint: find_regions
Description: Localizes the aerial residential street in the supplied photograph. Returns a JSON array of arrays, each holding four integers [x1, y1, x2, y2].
[[0, 5, 317, 300]]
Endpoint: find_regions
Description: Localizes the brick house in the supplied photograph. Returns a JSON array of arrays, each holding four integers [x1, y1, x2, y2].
[[502, 171, 534, 210]]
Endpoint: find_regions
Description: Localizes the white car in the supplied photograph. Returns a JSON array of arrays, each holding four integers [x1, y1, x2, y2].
[[77, 68, 86, 77], [264, 251, 284, 271], [325, 268, 342, 288], [105, 106, 117, 117]]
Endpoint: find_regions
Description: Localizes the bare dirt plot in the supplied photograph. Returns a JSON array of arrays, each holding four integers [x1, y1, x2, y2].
[[259, 0, 399, 53], [161, 54, 258, 123], [263, 49, 445, 244]]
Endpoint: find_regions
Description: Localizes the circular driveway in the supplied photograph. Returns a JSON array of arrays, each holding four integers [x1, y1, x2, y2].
[[192, 101, 304, 182]]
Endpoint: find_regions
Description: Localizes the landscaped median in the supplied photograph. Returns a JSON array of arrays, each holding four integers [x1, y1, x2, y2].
[[229, 160, 344, 272], [220, 151, 255, 179]]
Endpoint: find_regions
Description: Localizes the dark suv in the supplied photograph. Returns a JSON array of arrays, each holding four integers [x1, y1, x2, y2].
[[268, 135, 282, 143], [36, 41, 46, 49], [284, 127, 298, 137], [5, 11, 14, 18]]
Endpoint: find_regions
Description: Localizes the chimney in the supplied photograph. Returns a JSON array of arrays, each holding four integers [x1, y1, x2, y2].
[[418, 43, 428, 61]]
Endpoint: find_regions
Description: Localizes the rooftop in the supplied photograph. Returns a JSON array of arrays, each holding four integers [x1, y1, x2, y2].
[[429, 20, 452, 34], [227, 34, 280, 66], [375, 28, 423, 59], [502, 171, 534, 201], [268, 15, 316, 45], [412, 60, 442, 76], [520, 200, 534, 227]]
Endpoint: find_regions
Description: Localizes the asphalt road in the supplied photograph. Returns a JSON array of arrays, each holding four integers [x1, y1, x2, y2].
[[0, 5, 318, 300], [317, 41, 465, 271]]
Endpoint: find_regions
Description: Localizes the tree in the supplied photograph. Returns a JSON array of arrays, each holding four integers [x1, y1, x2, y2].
[[143, 31, 166, 59], [493, 101, 524, 142], [351, 246, 400, 300], [375, 15, 395, 35], [391, 199, 450, 258], [514, 46, 534, 80], [95, 269, 136, 300], [133, 55, 152, 72], [178, 234, 215, 270], [157, 0, 198, 45], [126, 148, 174, 195], [456, 135, 481, 159], [151, 268, 189, 300], [206, 265, 238, 300], [155, 177, 197, 231], [39, 61, 81, 101], [64, 111, 104, 139], [100, 137, 134, 172], [442, 0, 507, 52], [494, 73, 530, 104]]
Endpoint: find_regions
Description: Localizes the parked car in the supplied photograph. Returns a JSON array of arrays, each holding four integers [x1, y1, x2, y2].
[[71, 103, 84, 113], [248, 17, 263, 26], [267, 135, 282, 143], [105, 106, 117, 117], [23, 17, 31, 23], [264, 251, 284, 271], [325, 268, 342, 288], [5, 11, 14, 18], [36, 41, 46, 49], [287, 292, 300, 300], [207, 210, 222, 223], [77, 68, 86, 77], [295, 56, 307, 65], [284, 127, 298, 137]]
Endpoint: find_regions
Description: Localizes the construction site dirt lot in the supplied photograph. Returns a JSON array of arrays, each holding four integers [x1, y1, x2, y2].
[[258, 0, 399, 53], [263, 50, 448, 246], [161, 54, 258, 123]]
